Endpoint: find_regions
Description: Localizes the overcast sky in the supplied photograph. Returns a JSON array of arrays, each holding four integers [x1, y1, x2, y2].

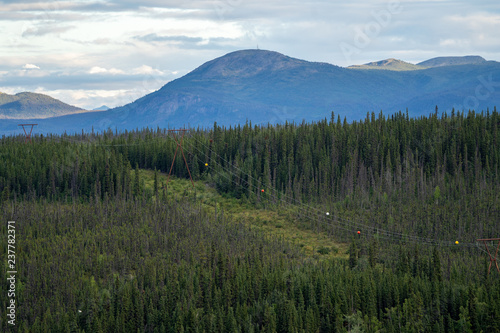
[[1, 0, 499, 110]]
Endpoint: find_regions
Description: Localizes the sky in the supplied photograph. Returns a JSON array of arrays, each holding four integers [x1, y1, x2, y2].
[[1, 0, 499, 110]]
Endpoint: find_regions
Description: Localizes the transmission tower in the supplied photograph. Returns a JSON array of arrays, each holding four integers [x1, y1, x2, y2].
[[166, 129, 194, 188], [18, 124, 37, 143], [477, 238, 500, 275]]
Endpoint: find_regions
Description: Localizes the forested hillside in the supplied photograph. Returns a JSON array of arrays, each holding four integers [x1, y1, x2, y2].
[[1, 108, 499, 332]]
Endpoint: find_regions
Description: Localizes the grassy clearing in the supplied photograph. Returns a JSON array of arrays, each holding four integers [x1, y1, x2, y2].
[[137, 169, 348, 260]]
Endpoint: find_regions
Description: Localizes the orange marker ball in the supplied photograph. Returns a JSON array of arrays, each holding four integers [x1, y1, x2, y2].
[[261, 189, 264, 193], [357, 231, 361, 235]]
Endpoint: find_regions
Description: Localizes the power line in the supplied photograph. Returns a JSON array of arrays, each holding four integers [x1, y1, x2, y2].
[[19, 130, 493, 249], [182, 134, 482, 248]]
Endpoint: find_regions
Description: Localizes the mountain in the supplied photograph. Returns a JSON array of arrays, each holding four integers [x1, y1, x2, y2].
[[349, 55, 488, 71], [0, 50, 499, 135], [417, 56, 486, 68], [99, 50, 500, 128], [348, 58, 422, 71], [0, 91, 83, 119], [92, 105, 110, 111]]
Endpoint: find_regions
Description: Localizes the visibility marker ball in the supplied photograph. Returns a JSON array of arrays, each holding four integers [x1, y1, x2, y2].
[[455, 240, 459, 245], [205, 163, 208, 166], [326, 212, 330, 216], [357, 231, 361, 235], [261, 189, 265, 193]]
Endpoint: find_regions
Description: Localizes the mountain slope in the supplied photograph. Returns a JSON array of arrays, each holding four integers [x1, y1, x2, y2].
[[109, 50, 376, 127], [417, 56, 486, 68], [106, 50, 500, 128], [348, 58, 422, 71], [92, 105, 110, 111], [0, 92, 83, 119], [0, 50, 499, 135], [349, 55, 489, 71]]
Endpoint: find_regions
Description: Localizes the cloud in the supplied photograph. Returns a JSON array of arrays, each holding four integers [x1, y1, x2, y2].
[[0, 61, 176, 111], [1, 0, 500, 110], [22, 24, 76, 37], [23, 63, 40, 69], [0, 1, 114, 13], [32, 87, 134, 110], [132, 33, 239, 51], [439, 39, 470, 48], [88, 66, 108, 74], [93, 38, 112, 45], [132, 65, 164, 75], [89, 66, 125, 75], [135, 33, 204, 44]]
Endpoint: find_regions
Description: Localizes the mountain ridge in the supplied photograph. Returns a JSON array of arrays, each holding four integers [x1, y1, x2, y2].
[[0, 50, 499, 135], [186, 49, 311, 79], [0, 91, 83, 119], [92, 105, 111, 111], [349, 55, 492, 71], [108, 50, 500, 127], [417, 55, 486, 68], [348, 58, 422, 71]]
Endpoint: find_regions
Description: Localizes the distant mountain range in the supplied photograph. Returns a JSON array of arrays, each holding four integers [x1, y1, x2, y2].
[[1, 50, 499, 135], [92, 105, 110, 111], [349, 58, 422, 71], [417, 55, 487, 68], [0, 91, 83, 119], [348, 55, 487, 71]]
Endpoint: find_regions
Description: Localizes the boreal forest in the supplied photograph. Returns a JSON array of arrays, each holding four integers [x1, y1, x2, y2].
[[1, 108, 500, 332]]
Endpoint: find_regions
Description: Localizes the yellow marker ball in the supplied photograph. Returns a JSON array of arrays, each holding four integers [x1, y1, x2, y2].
[[205, 163, 208, 166], [455, 241, 459, 245]]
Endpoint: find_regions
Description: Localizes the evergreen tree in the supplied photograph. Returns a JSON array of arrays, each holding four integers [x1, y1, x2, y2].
[[349, 239, 358, 269], [134, 163, 140, 197]]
